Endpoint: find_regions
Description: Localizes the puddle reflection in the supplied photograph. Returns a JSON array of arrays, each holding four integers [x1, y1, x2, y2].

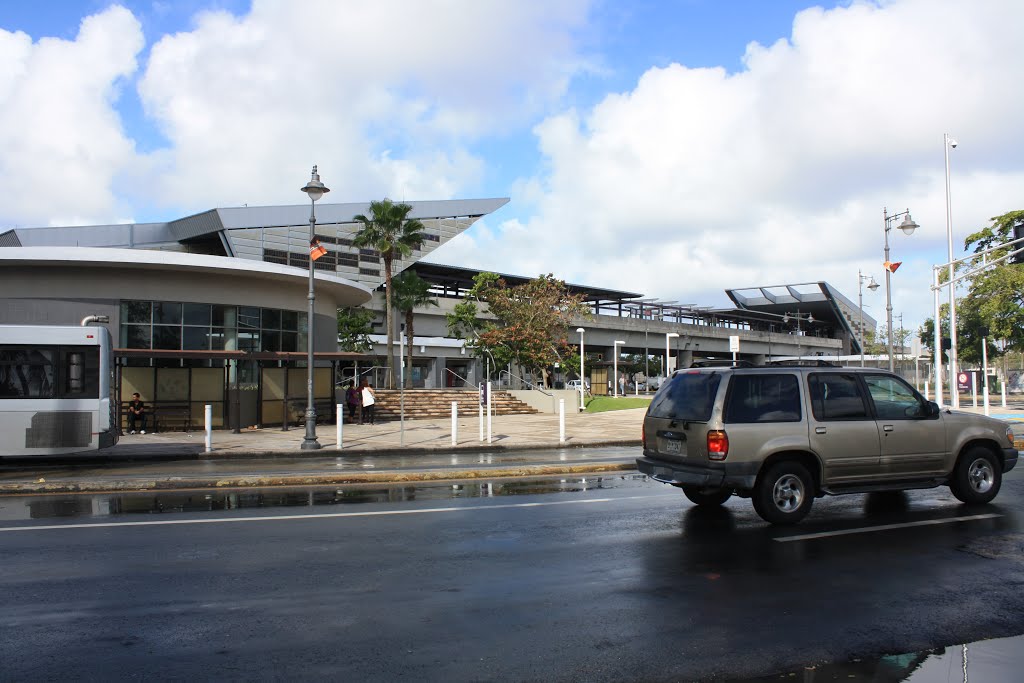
[[723, 633, 1024, 683], [0, 474, 650, 521]]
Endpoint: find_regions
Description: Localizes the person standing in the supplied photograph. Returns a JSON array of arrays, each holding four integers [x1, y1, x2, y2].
[[127, 392, 147, 434], [360, 380, 376, 425], [345, 382, 360, 422]]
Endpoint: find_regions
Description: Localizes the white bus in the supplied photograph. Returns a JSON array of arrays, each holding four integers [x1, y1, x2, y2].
[[0, 323, 119, 456]]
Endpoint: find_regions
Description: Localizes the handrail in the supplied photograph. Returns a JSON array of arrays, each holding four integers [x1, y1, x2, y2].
[[337, 365, 387, 387], [497, 370, 553, 397], [443, 368, 476, 389]]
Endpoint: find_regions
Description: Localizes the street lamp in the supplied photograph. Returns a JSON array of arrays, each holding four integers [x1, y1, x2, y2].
[[882, 207, 918, 372], [944, 133, 959, 406], [665, 332, 679, 380], [576, 327, 585, 410], [613, 340, 625, 397], [783, 311, 814, 359], [858, 270, 879, 367], [299, 165, 329, 450]]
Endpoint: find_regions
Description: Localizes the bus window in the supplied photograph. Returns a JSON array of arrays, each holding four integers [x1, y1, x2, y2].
[[0, 348, 56, 398], [60, 346, 100, 398]]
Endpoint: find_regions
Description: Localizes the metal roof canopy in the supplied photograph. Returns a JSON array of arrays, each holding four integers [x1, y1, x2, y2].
[[409, 262, 643, 302]]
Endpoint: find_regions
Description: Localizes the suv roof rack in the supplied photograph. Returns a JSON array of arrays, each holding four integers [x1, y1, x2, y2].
[[689, 359, 757, 368], [765, 359, 840, 367]]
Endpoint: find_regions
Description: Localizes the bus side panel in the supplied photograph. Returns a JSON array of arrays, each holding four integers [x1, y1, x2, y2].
[[0, 401, 100, 456]]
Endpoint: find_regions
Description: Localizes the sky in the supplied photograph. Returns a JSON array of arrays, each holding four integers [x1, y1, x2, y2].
[[2, 0, 1023, 337]]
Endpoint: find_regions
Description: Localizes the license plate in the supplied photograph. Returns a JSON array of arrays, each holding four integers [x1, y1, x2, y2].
[[663, 439, 682, 455]]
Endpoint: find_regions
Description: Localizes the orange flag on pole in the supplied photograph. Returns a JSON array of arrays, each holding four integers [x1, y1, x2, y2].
[[883, 261, 902, 273], [310, 239, 328, 261]]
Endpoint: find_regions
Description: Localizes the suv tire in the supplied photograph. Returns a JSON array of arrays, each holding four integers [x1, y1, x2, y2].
[[752, 461, 814, 525], [681, 486, 732, 507], [950, 447, 1002, 505]]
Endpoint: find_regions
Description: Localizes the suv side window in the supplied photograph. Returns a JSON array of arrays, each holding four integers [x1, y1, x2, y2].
[[724, 374, 801, 423], [864, 374, 927, 419], [808, 373, 870, 421]]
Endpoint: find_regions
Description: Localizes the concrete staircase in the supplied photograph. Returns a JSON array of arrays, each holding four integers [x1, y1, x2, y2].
[[372, 389, 539, 421]]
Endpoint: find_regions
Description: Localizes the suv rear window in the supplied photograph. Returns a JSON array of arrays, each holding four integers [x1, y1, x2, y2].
[[724, 374, 801, 423], [647, 372, 722, 422]]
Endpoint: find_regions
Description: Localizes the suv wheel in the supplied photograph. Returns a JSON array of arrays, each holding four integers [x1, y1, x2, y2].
[[681, 486, 732, 507], [752, 461, 814, 525], [950, 447, 1002, 505]]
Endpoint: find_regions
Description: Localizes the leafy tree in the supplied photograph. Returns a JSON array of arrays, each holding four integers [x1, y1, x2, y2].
[[959, 209, 1024, 355], [446, 272, 589, 387], [391, 271, 437, 389], [336, 307, 375, 353], [353, 199, 426, 388]]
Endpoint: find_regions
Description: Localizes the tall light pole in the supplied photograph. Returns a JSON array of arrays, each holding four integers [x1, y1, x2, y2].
[[300, 166, 329, 450], [576, 327, 585, 410], [613, 340, 625, 397], [665, 332, 679, 380], [858, 270, 879, 367], [882, 207, 918, 372], [944, 133, 959, 407]]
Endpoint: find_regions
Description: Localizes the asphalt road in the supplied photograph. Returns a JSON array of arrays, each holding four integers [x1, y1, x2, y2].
[[2, 469, 1024, 682]]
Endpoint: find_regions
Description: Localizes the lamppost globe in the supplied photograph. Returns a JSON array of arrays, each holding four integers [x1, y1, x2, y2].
[[300, 165, 330, 450], [868, 277, 879, 291], [899, 215, 918, 235]]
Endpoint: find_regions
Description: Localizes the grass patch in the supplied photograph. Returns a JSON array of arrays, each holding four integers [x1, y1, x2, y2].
[[585, 396, 652, 413]]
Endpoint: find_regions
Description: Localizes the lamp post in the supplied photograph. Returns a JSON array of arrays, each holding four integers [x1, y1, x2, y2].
[[665, 332, 679, 380], [613, 340, 625, 397], [576, 327, 585, 410], [882, 207, 918, 373], [783, 311, 814, 359], [299, 165, 329, 450], [858, 270, 879, 367], [944, 133, 959, 406]]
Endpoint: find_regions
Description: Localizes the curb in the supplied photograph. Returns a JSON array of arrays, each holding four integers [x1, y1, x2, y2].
[[0, 462, 638, 495], [197, 439, 643, 460]]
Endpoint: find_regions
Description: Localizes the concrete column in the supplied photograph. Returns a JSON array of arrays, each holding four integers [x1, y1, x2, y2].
[[679, 350, 694, 370]]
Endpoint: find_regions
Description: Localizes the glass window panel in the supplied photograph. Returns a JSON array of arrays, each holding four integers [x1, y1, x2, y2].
[[183, 303, 212, 326], [298, 313, 308, 335], [153, 325, 182, 350], [262, 309, 281, 331], [0, 348, 55, 398], [124, 325, 152, 349], [210, 327, 228, 351], [281, 332, 298, 352], [261, 331, 282, 352], [122, 300, 152, 324], [183, 326, 211, 350], [212, 305, 235, 327], [156, 367, 189, 400], [281, 311, 299, 331], [153, 302, 182, 325], [238, 307, 260, 329], [238, 330, 260, 352]]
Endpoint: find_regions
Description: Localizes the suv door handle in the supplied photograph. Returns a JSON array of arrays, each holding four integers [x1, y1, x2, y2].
[[883, 424, 894, 432], [815, 427, 826, 434]]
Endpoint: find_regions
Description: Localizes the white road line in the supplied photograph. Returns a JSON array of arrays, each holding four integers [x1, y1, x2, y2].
[[774, 513, 1003, 542], [0, 494, 676, 533]]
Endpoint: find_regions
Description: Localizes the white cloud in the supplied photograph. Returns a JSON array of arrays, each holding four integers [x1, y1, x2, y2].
[[446, 0, 1024, 329], [0, 6, 142, 226]]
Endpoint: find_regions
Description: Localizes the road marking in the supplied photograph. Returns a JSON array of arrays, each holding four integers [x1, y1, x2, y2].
[[0, 494, 676, 533], [774, 513, 1003, 542]]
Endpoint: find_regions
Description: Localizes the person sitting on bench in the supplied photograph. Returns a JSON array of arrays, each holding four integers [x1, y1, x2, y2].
[[127, 392, 147, 434]]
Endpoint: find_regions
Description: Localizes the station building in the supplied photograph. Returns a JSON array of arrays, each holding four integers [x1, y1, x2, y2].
[[1, 197, 880, 428]]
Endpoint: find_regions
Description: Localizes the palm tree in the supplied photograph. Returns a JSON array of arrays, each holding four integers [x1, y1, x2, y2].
[[391, 271, 438, 388], [353, 199, 426, 389]]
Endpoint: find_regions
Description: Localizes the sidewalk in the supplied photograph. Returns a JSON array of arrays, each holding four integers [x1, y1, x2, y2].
[[0, 409, 647, 495]]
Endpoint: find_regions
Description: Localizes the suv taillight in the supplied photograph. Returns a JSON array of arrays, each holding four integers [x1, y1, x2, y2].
[[707, 430, 729, 461]]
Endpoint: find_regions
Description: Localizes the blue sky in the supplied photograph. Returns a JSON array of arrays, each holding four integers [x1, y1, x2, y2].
[[2, 1, 1022, 332]]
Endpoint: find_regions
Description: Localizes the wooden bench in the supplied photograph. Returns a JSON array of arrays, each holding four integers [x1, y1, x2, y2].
[[121, 402, 192, 433]]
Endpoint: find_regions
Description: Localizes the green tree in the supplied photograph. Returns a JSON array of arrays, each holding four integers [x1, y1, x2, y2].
[[959, 209, 1024, 355], [446, 272, 589, 387], [353, 199, 426, 388], [391, 271, 438, 389], [336, 307, 376, 353]]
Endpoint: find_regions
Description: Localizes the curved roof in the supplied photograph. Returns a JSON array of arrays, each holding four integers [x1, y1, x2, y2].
[[0, 247, 373, 307]]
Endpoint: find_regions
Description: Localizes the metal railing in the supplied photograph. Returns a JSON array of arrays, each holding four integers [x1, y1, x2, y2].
[[497, 370, 553, 396], [443, 368, 476, 389]]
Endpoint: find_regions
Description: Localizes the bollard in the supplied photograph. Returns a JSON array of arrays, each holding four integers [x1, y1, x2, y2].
[[924, 381, 930, 401], [204, 404, 212, 453], [479, 386, 484, 442], [972, 378, 978, 408], [559, 399, 565, 444], [1002, 382, 1007, 408], [983, 385, 990, 417], [487, 381, 493, 444], [452, 401, 458, 446], [579, 386, 585, 412], [342, 403, 350, 450]]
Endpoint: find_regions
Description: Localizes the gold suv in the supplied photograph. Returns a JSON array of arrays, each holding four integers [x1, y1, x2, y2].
[[637, 362, 1018, 524]]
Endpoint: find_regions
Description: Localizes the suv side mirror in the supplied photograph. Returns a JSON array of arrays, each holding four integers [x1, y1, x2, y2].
[[926, 401, 941, 417]]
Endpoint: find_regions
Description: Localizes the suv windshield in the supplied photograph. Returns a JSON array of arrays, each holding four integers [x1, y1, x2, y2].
[[647, 372, 722, 421]]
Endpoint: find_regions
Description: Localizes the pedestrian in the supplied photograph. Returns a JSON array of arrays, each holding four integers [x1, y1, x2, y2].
[[360, 379, 376, 425], [345, 382, 360, 422], [127, 392, 147, 434]]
